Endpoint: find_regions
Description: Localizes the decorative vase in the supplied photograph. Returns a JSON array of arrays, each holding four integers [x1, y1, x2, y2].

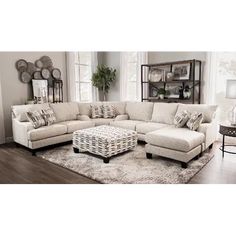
[[228, 105, 236, 126]]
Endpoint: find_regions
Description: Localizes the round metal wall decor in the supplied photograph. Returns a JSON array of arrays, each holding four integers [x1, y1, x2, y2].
[[40, 56, 53, 68], [33, 71, 43, 80], [52, 68, 61, 79], [35, 59, 43, 68], [41, 68, 51, 79], [21, 71, 32, 83], [16, 59, 28, 72], [27, 62, 37, 75]]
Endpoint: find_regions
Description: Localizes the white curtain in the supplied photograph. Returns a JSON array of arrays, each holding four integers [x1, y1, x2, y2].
[[0, 78, 5, 144], [91, 52, 99, 101], [66, 52, 76, 102], [66, 52, 98, 102], [120, 52, 148, 101], [137, 52, 148, 101], [203, 52, 218, 104]]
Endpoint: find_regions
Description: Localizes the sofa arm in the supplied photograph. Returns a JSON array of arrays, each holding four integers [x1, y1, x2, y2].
[[115, 114, 129, 121], [77, 115, 91, 121], [197, 119, 218, 150], [12, 119, 34, 147]]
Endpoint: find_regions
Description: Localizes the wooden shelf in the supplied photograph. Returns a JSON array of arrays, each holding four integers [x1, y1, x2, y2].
[[141, 59, 202, 104], [147, 97, 193, 103]]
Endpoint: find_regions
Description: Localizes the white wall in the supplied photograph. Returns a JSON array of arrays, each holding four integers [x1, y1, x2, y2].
[[0, 52, 67, 139], [148, 51, 206, 63], [0, 78, 5, 144]]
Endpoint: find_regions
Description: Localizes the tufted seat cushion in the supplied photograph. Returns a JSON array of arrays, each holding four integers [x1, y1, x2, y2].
[[145, 127, 205, 152]]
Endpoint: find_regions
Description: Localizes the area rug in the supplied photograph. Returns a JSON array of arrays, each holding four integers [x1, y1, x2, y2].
[[37, 144, 214, 184]]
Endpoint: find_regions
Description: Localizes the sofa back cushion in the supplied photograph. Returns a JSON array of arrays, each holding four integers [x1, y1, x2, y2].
[[102, 102, 126, 115], [151, 103, 179, 125], [126, 102, 153, 121], [50, 102, 79, 122], [78, 102, 103, 117], [12, 103, 50, 122], [176, 104, 218, 123]]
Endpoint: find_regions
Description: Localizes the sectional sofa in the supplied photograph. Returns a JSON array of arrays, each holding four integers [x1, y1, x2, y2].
[[12, 101, 218, 167]]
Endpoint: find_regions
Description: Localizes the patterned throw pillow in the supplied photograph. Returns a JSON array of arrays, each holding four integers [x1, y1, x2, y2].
[[26, 111, 46, 129], [103, 105, 116, 118], [174, 110, 191, 128], [186, 112, 203, 131], [90, 105, 103, 118], [41, 108, 56, 126]]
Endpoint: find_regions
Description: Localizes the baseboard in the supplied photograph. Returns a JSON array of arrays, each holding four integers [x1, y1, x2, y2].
[[5, 136, 13, 143]]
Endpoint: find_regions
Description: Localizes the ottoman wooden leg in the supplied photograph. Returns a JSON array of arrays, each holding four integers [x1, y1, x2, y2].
[[146, 153, 152, 159], [103, 158, 110, 164], [73, 147, 79, 153], [181, 162, 188, 168]]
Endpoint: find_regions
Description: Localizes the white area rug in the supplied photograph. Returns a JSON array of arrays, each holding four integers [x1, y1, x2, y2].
[[37, 144, 213, 184]]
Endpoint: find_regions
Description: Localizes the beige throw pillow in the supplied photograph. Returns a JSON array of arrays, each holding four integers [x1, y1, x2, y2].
[[187, 112, 203, 131], [174, 110, 191, 128], [26, 111, 46, 129], [91, 105, 103, 118], [41, 108, 56, 126], [103, 105, 116, 118]]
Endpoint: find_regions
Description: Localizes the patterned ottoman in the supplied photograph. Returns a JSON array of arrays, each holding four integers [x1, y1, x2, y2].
[[73, 125, 138, 163]]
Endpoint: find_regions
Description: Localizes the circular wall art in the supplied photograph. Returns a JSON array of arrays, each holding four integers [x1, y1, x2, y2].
[[52, 68, 61, 80], [21, 71, 32, 83], [41, 68, 51, 79], [27, 62, 37, 75], [16, 59, 28, 72], [35, 59, 43, 68], [33, 71, 43, 80], [40, 56, 53, 68]]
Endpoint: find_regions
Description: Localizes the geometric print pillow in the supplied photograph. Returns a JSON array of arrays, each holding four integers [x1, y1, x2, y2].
[[174, 110, 191, 128], [186, 112, 203, 131], [103, 105, 116, 118], [41, 108, 56, 126], [90, 105, 103, 118], [26, 110, 46, 129]]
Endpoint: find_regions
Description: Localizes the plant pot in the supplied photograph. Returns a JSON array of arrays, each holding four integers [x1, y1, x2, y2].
[[159, 94, 165, 99]]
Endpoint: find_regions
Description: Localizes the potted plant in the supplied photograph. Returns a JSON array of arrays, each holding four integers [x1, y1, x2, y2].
[[158, 88, 166, 99], [92, 65, 116, 101]]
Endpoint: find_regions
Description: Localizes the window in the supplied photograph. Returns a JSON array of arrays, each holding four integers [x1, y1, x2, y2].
[[120, 52, 147, 101], [74, 52, 93, 102]]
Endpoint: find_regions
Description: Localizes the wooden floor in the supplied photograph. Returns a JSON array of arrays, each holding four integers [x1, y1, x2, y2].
[[0, 142, 236, 184]]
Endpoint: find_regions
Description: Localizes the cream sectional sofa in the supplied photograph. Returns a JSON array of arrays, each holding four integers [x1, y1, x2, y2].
[[12, 101, 218, 167]]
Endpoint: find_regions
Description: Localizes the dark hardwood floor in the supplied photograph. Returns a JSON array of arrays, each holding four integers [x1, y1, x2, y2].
[[0, 142, 236, 184]]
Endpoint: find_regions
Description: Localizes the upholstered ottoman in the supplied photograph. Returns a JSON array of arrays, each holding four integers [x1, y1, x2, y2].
[[73, 125, 138, 163], [145, 127, 205, 168]]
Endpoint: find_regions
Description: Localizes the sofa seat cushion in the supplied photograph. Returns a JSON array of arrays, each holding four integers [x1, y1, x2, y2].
[[60, 120, 95, 133], [28, 124, 67, 141], [110, 120, 145, 131], [136, 122, 170, 134], [92, 118, 115, 126], [145, 127, 205, 152]]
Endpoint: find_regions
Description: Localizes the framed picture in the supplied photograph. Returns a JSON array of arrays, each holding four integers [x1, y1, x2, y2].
[[32, 79, 48, 104], [172, 63, 191, 80]]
